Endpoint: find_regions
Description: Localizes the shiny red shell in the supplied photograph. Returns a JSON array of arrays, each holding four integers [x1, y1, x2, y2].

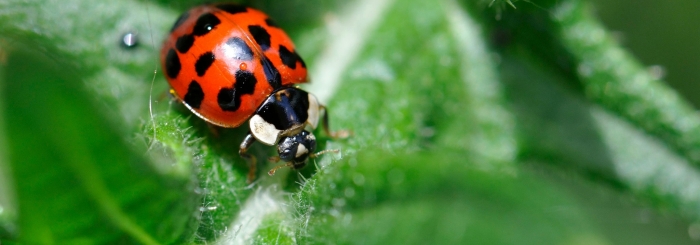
[[161, 4, 308, 127]]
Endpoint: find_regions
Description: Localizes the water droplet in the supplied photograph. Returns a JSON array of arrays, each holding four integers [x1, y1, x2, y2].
[[121, 32, 138, 49]]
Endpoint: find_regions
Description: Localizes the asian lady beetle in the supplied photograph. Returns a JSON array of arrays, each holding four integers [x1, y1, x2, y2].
[[161, 4, 347, 182]]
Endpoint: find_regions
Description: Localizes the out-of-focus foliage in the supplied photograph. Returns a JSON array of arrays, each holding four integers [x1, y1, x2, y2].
[[1, 0, 700, 244]]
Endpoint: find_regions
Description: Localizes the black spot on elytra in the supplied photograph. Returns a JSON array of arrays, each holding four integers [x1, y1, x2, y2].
[[225, 37, 254, 61], [192, 13, 221, 36], [195, 52, 215, 77], [170, 11, 190, 32], [217, 70, 257, 111], [248, 25, 271, 51], [165, 48, 181, 78], [184, 80, 205, 109], [262, 56, 282, 89], [217, 88, 237, 111], [265, 18, 278, 27], [175, 34, 195, 53], [217, 4, 248, 15], [234, 70, 257, 95], [279, 45, 306, 69]]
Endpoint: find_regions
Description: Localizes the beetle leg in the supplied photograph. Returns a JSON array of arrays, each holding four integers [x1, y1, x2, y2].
[[320, 105, 351, 139], [311, 149, 340, 158], [268, 162, 294, 176], [239, 132, 257, 184]]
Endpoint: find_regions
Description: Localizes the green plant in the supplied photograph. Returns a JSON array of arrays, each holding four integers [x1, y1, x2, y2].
[[1, 0, 700, 244]]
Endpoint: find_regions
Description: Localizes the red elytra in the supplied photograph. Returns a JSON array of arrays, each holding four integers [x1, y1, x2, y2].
[[161, 4, 308, 128]]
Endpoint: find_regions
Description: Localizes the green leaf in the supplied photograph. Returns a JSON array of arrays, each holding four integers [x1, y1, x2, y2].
[[1, 49, 198, 243], [2, 0, 700, 244], [0, 48, 15, 240], [463, 0, 700, 222], [291, 150, 606, 245]]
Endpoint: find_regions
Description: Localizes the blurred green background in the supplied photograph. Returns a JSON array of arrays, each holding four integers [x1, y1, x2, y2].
[[2, 0, 700, 244], [571, 1, 700, 243], [591, 0, 700, 107]]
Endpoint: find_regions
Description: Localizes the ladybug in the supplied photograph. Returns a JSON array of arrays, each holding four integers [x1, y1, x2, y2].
[[161, 4, 347, 182]]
